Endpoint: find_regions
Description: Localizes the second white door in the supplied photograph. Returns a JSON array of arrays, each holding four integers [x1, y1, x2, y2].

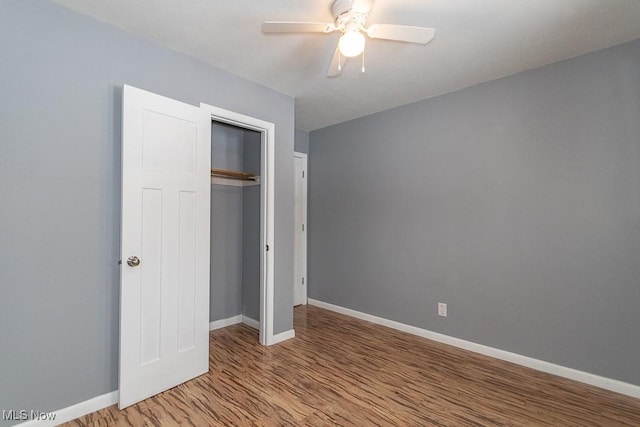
[[293, 153, 307, 306]]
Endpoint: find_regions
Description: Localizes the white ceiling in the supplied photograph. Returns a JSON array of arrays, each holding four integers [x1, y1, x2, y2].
[[52, 0, 640, 131]]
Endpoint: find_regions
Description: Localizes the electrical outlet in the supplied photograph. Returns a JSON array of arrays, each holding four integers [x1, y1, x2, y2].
[[438, 302, 447, 317]]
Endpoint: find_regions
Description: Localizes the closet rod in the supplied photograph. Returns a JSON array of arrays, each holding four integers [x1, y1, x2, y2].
[[211, 168, 259, 181]]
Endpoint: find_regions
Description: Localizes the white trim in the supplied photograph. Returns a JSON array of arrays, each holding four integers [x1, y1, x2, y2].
[[242, 315, 260, 330], [209, 315, 260, 331], [209, 314, 243, 331], [307, 299, 640, 399], [200, 103, 275, 347], [270, 329, 296, 345], [17, 391, 118, 427]]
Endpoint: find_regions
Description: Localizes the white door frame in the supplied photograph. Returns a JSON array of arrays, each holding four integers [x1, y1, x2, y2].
[[200, 103, 276, 346], [293, 152, 308, 306]]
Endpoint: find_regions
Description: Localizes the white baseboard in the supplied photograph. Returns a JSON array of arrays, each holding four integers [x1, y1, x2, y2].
[[210, 314, 262, 331], [308, 298, 640, 399], [269, 329, 296, 345], [209, 314, 291, 345], [242, 315, 260, 330], [209, 314, 243, 330], [18, 391, 118, 427]]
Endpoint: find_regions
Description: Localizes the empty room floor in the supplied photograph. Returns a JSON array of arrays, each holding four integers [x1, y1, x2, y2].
[[67, 305, 640, 426]]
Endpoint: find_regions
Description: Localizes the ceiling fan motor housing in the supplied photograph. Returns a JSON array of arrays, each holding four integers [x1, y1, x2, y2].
[[331, 0, 354, 20], [332, 0, 368, 33]]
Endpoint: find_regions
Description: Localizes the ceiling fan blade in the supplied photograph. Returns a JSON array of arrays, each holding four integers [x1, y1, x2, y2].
[[327, 45, 347, 77], [262, 21, 336, 34], [366, 24, 435, 44], [351, 0, 375, 15]]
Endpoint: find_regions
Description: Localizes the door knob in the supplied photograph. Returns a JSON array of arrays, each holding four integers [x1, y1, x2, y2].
[[127, 256, 141, 267]]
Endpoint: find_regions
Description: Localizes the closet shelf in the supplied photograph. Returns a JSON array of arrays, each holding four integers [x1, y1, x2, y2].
[[211, 168, 260, 187]]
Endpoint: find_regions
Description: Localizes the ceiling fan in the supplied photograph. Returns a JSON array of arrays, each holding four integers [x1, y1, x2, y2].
[[262, 0, 435, 77]]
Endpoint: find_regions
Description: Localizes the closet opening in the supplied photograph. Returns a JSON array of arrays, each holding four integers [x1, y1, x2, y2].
[[201, 103, 275, 346]]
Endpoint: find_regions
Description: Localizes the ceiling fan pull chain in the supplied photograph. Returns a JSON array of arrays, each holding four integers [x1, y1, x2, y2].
[[339, 50, 342, 71], [361, 50, 366, 73]]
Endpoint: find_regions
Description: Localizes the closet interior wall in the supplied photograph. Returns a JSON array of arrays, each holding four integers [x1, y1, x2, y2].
[[210, 121, 261, 325]]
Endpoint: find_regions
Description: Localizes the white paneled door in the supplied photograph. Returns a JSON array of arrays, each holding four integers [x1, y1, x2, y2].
[[119, 85, 210, 409]]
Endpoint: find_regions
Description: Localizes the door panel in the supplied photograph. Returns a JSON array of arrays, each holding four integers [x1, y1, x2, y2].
[[120, 85, 210, 409], [178, 190, 197, 351], [140, 188, 162, 365], [141, 110, 197, 172]]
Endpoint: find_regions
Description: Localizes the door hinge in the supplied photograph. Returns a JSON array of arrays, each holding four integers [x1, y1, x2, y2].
[[302, 277, 305, 285], [302, 224, 305, 232], [302, 170, 305, 178], [266, 244, 269, 251]]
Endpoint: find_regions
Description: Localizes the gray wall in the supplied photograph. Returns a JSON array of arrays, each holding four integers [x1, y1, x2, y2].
[[242, 131, 262, 321], [210, 184, 243, 319], [0, 0, 294, 423], [210, 122, 245, 321], [210, 123, 262, 323], [295, 129, 309, 154], [309, 39, 640, 386]]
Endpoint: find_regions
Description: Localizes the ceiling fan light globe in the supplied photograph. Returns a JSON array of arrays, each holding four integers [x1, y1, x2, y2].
[[339, 30, 365, 57]]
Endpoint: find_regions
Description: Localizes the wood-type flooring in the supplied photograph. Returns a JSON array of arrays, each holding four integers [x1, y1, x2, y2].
[[66, 305, 640, 426]]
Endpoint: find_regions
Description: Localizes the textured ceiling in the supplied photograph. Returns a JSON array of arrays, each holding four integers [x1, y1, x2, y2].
[[52, 0, 640, 131]]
